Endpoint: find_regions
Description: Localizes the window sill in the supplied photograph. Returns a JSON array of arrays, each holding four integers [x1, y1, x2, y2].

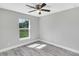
[[20, 37, 30, 41]]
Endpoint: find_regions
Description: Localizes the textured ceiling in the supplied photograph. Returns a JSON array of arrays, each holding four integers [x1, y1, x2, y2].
[[0, 3, 79, 17]]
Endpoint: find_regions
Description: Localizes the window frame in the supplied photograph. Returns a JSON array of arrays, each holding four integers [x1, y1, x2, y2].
[[19, 18, 30, 40]]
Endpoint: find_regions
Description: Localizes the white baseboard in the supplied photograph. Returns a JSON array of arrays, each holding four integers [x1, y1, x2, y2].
[[0, 39, 38, 53], [41, 40, 79, 54]]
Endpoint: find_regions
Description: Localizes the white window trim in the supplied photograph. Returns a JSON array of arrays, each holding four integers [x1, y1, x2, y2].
[[19, 18, 31, 41]]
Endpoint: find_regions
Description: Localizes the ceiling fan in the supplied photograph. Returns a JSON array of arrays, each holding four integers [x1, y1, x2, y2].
[[26, 3, 50, 15]]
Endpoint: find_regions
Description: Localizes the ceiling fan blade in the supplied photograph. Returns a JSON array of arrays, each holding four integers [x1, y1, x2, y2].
[[26, 5, 36, 9], [41, 9, 50, 12], [28, 10, 36, 13], [41, 3, 46, 8]]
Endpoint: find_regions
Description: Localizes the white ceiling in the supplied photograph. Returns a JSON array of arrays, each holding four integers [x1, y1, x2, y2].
[[0, 3, 79, 17]]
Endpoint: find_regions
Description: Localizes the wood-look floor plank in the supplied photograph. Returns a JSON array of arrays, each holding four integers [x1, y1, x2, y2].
[[0, 41, 79, 56]]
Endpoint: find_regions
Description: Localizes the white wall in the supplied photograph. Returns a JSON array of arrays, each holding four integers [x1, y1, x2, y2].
[[1, 6, 79, 53], [40, 7, 79, 52], [0, 8, 40, 50]]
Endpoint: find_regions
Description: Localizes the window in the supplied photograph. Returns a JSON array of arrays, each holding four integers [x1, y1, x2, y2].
[[19, 18, 30, 40]]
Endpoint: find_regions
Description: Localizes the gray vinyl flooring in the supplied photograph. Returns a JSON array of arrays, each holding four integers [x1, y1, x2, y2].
[[0, 41, 79, 56]]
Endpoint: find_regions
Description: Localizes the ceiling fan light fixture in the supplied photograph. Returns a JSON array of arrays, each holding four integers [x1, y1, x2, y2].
[[37, 10, 41, 15], [37, 10, 40, 12]]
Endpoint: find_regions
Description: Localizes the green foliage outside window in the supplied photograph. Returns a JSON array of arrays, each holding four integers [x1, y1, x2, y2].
[[19, 18, 29, 38]]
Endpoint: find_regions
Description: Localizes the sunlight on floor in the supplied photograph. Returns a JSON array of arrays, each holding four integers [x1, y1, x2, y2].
[[27, 43, 40, 48], [27, 43, 47, 49], [36, 44, 47, 49]]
